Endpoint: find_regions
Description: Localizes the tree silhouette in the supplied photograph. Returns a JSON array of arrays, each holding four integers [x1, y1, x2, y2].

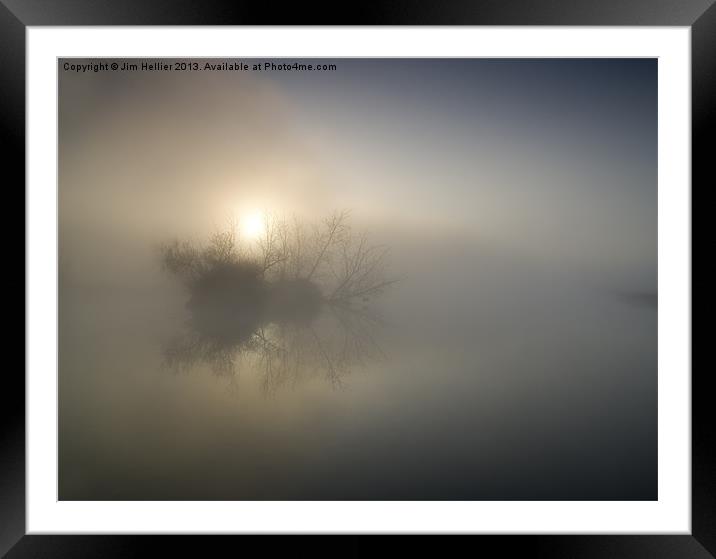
[[158, 211, 397, 393]]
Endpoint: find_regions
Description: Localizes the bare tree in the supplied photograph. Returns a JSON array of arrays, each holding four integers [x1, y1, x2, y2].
[[158, 210, 393, 301], [305, 210, 350, 281], [256, 211, 290, 278], [158, 210, 398, 393], [328, 231, 397, 303], [158, 238, 206, 285]]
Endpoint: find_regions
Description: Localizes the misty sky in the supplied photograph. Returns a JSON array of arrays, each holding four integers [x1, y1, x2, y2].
[[59, 58, 656, 294]]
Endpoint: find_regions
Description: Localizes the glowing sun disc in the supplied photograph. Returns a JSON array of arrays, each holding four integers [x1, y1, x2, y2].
[[241, 211, 265, 240]]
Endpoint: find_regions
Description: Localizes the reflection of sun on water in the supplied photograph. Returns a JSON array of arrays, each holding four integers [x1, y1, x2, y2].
[[240, 210, 265, 240]]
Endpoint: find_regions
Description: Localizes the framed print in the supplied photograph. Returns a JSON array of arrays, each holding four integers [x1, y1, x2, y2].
[[7, 1, 710, 557]]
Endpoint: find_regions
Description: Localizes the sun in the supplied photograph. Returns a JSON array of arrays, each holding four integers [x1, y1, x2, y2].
[[240, 210, 265, 240]]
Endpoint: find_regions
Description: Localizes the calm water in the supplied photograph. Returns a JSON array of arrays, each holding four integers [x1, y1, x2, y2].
[[59, 231, 656, 501]]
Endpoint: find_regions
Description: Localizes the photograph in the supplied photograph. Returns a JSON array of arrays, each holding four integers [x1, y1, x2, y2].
[[58, 57, 657, 501]]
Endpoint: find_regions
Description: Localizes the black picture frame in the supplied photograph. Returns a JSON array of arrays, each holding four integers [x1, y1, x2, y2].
[[6, 1, 709, 557]]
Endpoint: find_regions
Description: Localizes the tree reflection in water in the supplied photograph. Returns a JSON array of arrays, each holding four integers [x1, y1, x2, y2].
[[159, 211, 396, 394]]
